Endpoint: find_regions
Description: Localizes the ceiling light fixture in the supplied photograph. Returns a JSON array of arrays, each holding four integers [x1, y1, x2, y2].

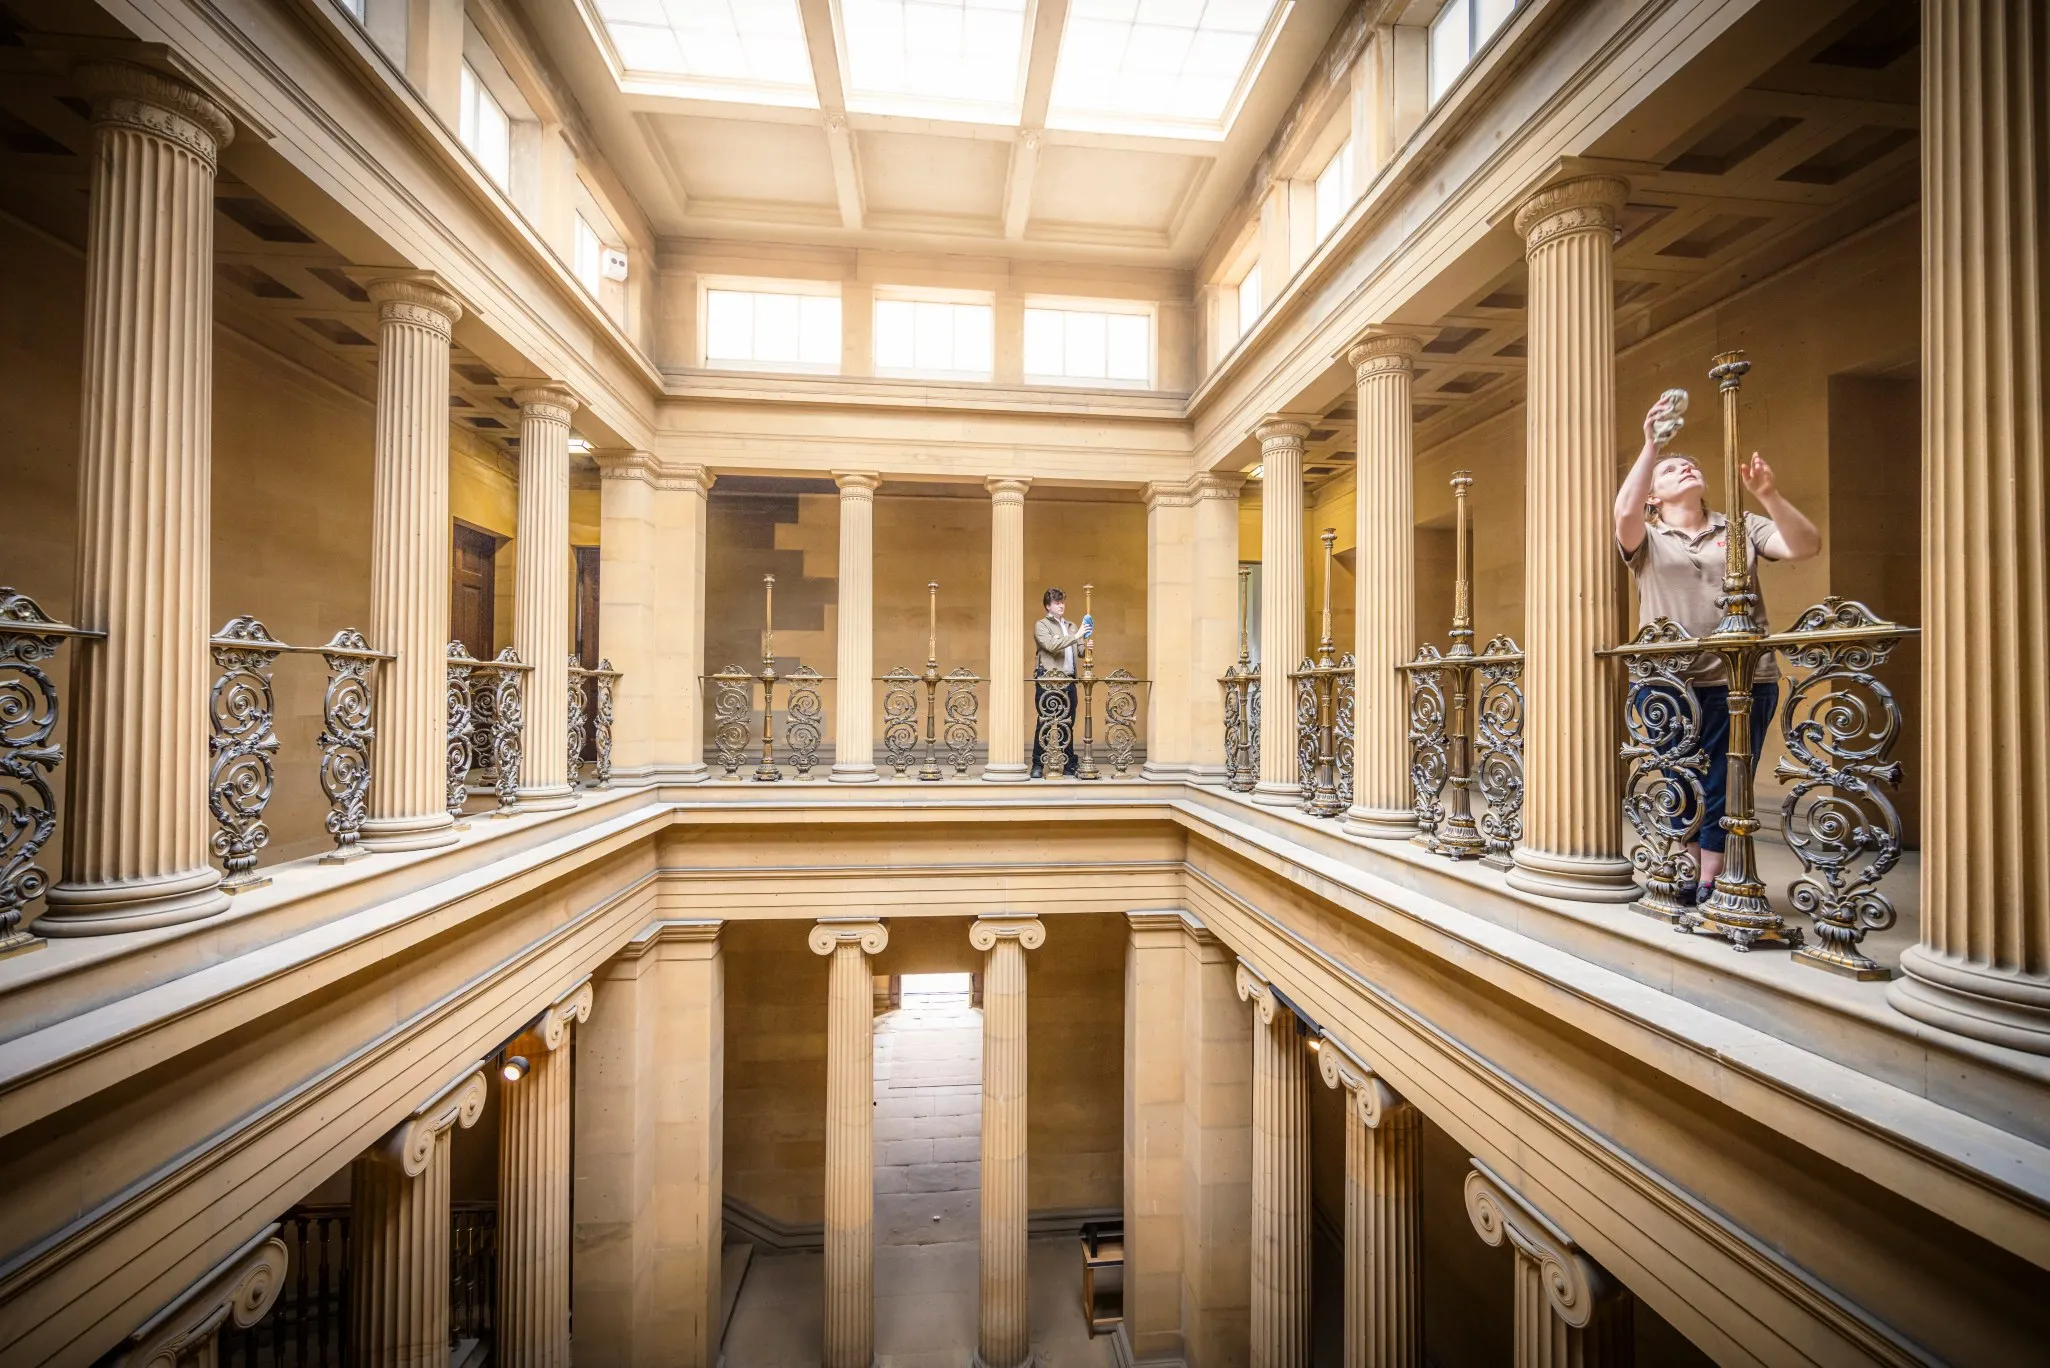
[[500, 1054, 530, 1083]]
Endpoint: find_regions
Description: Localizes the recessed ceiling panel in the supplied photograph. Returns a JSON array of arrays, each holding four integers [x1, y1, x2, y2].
[[657, 115, 838, 206], [1048, 0, 1285, 136], [855, 130, 1009, 219], [1029, 143, 1202, 230]]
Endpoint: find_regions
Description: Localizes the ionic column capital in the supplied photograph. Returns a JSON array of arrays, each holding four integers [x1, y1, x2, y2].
[[1234, 958, 1280, 1024], [1191, 470, 1248, 501], [1342, 327, 1430, 381], [366, 274, 465, 333], [529, 976, 595, 1053], [79, 62, 234, 163], [118, 1223, 289, 1368], [1463, 1161, 1612, 1327], [1253, 416, 1313, 453], [1143, 479, 1197, 510], [658, 461, 715, 495], [1315, 1035, 1411, 1128], [509, 382, 581, 424], [970, 913, 1046, 951], [376, 1065, 488, 1176], [593, 449, 660, 484], [1511, 174, 1631, 255], [833, 470, 883, 497], [986, 476, 1032, 504], [810, 917, 890, 956]]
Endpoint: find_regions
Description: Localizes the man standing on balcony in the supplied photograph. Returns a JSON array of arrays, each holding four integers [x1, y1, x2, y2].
[[1031, 587, 1091, 779], [1615, 393, 1821, 905]]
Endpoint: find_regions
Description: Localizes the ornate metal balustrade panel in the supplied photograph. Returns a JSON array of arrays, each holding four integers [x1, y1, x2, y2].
[[1219, 664, 1255, 792], [1034, 671, 1075, 779], [446, 644, 476, 816], [315, 630, 381, 860], [1616, 621, 1710, 922], [210, 617, 284, 891], [881, 667, 922, 776], [1405, 647, 1449, 844], [0, 589, 97, 951], [1473, 638, 1525, 869], [1103, 669, 1140, 776], [592, 661, 616, 787], [784, 666, 825, 778], [1334, 653, 1356, 812], [1294, 659, 1319, 814], [941, 668, 981, 776], [564, 660, 621, 790], [482, 649, 526, 810], [711, 668, 754, 778], [566, 655, 589, 787]]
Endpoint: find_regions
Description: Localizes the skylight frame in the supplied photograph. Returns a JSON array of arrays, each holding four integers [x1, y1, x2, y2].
[[836, 0, 1035, 126], [1045, 0, 1296, 141], [577, 0, 821, 109]]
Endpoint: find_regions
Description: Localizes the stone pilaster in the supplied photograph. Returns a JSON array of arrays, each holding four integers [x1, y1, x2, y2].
[[1342, 330, 1429, 840], [1191, 474, 1248, 783], [594, 451, 659, 785], [511, 384, 580, 811], [41, 65, 235, 933], [1237, 961, 1311, 1368], [810, 917, 889, 1368], [1506, 175, 1638, 902], [1183, 920, 1252, 1368], [355, 273, 465, 854], [1121, 911, 1198, 1367], [352, 1068, 487, 1367], [1890, 0, 2050, 1053], [1464, 1163, 1634, 1368], [497, 980, 592, 1367], [572, 922, 724, 1365], [972, 914, 1045, 1368], [831, 472, 883, 782], [117, 1224, 289, 1367], [1318, 1041, 1421, 1368], [1143, 482, 1198, 780], [1253, 419, 1310, 807], [984, 478, 1033, 781], [657, 463, 715, 783]]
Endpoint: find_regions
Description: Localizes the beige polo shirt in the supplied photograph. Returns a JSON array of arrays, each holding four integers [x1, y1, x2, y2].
[[1620, 511, 1779, 685]]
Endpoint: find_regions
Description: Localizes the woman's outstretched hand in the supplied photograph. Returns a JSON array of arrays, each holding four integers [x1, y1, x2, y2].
[[1740, 452, 1777, 499]]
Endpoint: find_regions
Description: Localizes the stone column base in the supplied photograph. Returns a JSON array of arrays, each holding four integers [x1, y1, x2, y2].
[[829, 763, 880, 783], [358, 811, 461, 854], [37, 866, 229, 936], [1506, 847, 1638, 903], [1251, 781, 1302, 807], [982, 763, 1030, 782], [512, 784, 579, 813], [1891, 946, 2050, 1054], [1342, 805, 1416, 840]]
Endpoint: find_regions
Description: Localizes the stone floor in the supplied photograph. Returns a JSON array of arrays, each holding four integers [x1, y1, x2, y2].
[[722, 984, 1117, 1368]]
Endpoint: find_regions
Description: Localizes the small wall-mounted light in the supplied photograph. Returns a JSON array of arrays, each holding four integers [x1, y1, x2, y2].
[[1307, 1036, 1323, 1053], [500, 1054, 530, 1083]]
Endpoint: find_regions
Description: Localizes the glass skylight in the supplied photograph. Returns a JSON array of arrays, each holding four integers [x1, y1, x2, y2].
[[1049, 0, 1286, 133], [592, 0, 816, 101], [842, 0, 1030, 117]]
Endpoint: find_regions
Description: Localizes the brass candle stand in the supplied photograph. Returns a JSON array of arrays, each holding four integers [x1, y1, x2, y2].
[[1605, 351, 1918, 974], [1400, 473, 1526, 866], [710, 573, 825, 781], [1220, 564, 1258, 792], [882, 581, 982, 779], [1289, 530, 1354, 819]]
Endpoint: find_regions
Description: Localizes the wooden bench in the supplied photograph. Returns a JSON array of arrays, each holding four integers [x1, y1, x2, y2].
[[1080, 1220, 1124, 1337]]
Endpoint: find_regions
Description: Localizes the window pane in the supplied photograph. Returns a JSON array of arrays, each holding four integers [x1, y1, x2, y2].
[[459, 65, 479, 147], [1476, 0, 1516, 45], [953, 303, 993, 375], [912, 302, 952, 370], [754, 291, 801, 361], [798, 296, 841, 366], [1065, 311, 1107, 378], [575, 215, 602, 293], [1105, 313, 1149, 380], [1315, 141, 1350, 241], [1430, 0, 1471, 103], [705, 291, 754, 361], [1023, 308, 1064, 375], [1237, 263, 1262, 337], [875, 299, 916, 369]]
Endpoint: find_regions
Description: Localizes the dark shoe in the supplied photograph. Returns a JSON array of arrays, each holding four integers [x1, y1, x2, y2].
[[1029, 766, 1043, 779]]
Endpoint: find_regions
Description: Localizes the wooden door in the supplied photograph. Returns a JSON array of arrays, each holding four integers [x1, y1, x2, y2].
[[450, 522, 497, 660]]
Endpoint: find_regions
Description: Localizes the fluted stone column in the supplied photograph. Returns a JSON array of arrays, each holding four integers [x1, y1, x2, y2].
[[1342, 330, 1428, 839], [1319, 1041, 1421, 1368], [973, 914, 1046, 1368], [1254, 419, 1310, 806], [1236, 962, 1311, 1368], [595, 451, 658, 785], [831, 473, 882, 782], [352, 1068, 487, 1367], [356, 273, 465, 854], [810, 918, 889, 1368], [1506, 176, 1637, 902], [1890, 0, 2050, 1054], [657, 463, 715, 783], [1191, 474, 1248, 783], [118, 1224, 289, 1367], [511, 384, 580, 811], [497, 980, 592, 1367], [40, 65, 235, 934], [1464, 1163, 1634, 1368], [984, 478, 1032, 781]]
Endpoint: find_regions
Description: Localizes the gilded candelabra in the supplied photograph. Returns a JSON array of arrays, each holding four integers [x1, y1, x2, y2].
[[1400, 474, 1525, 865], [1289, 530, 1354, 819], [882, 581, 981, 779], [1605, 352, 1918, 974], [711, 574, 824, 781]]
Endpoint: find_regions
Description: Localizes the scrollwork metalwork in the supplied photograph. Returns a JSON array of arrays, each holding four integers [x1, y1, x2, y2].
[[469, 671, 498, 792], [1618, 620, 1709, 923], [1294, 659, 1318, 814], [1220, 664, 1253, 792], [1247, 678, 1261, 779], [881, 667, 921, 776], [1406, 647, 1449, 843], [445, 643, 475, 815], [1474, 638, 1524, 868], [712, 668, 753, 778], [1035, 672, 1074, 779], [784, 666, 824, 777], [592, 660, 616, 788], [0, 589, 81, 950], [486, 648, 523, 810], [1334, 653, 1356, 812], [942, 668, 980, 776], [1773, 598, 1906, 978], [567, 655, 590, 789], [1104, 668, 1140, 775], [316, 630, 376, 858], [209, 616, 283, 890]]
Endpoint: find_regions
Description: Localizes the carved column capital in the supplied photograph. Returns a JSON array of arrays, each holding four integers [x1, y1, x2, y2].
[[810, 916, 890, 956], [1235, 958, 1279, 1024], [833, 470, 883, 498], [1342, 327, 1428, 382], [1253, 416, 1313, 454], [657, 461, 715, 495], [970, 912, 1046, 951], [594, 449, 660, 484], [1315, 1035, 1409, 1128], [509, 383, 580, 425], [1191, 470, 1248, 501], [532, 976, 595, 1052], [1463, 1161, 1612, 1327], [80, 62, 234, 164], [118, 1224, 289, 1367], [986, 476, 1032, 504], [1511, 174, 1631, 255], [366, 274, 465, 334], [1143, 479, 1197, 510], [377, 1065, 488, 1176]]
